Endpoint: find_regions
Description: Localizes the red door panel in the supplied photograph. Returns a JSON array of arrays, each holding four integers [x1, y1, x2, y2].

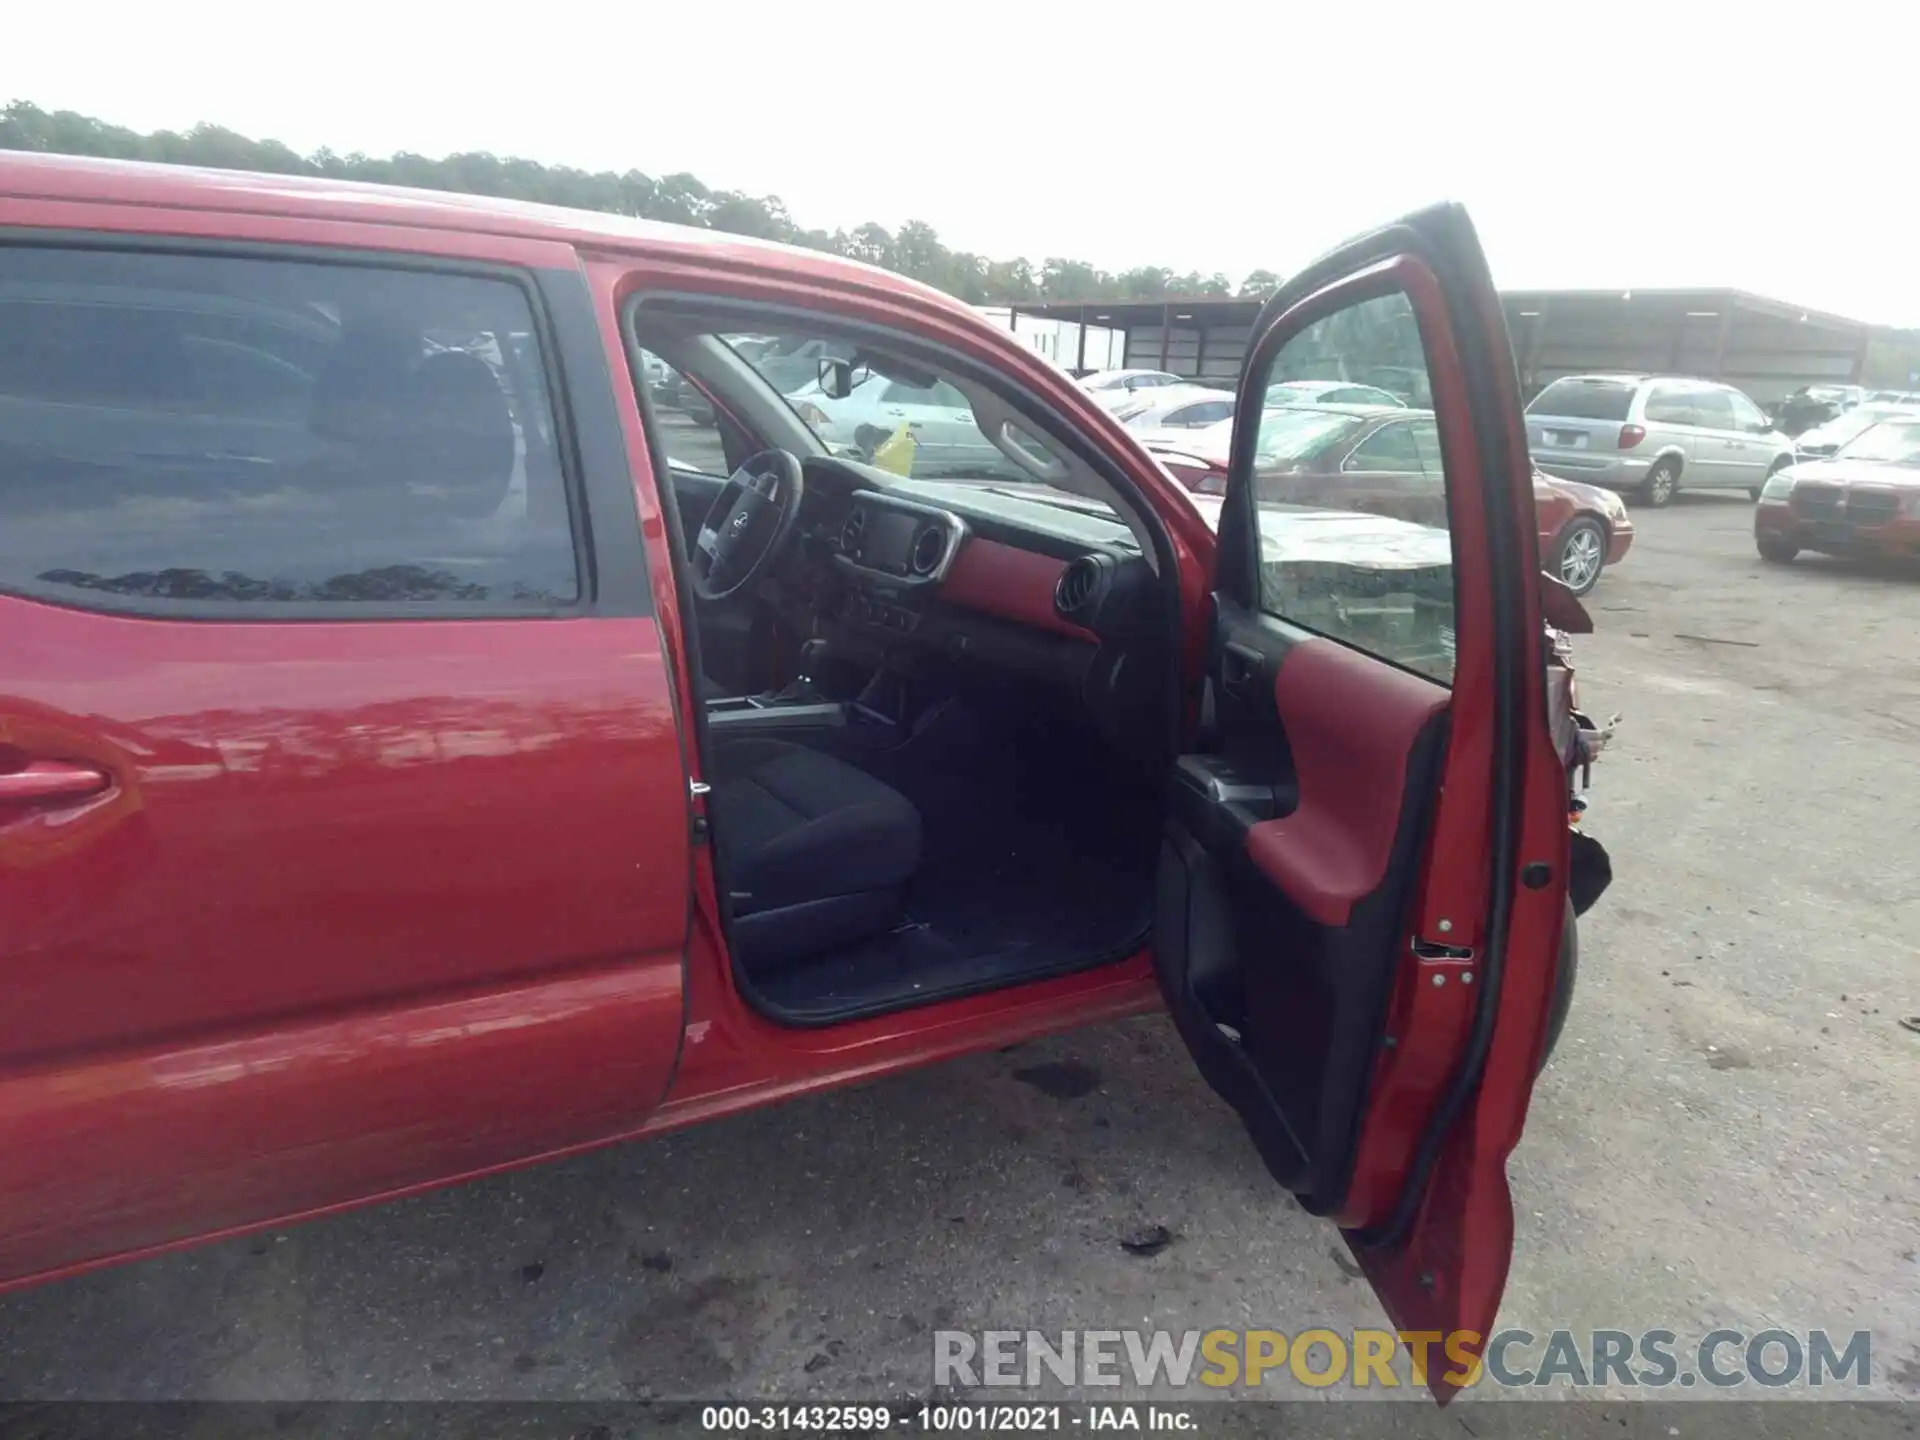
[[0, 601, 691, 1285], [0, 961, 678, 1288], [0, 220, 691, 1287], [1242, 638, 1447, 926], [1, 604, 686, 1058]]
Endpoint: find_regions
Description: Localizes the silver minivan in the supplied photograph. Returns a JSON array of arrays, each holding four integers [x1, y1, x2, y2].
[[1527, 374, 1795, 506]]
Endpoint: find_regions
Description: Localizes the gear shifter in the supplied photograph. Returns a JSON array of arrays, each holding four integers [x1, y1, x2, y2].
[[767, 638, 829, 704]]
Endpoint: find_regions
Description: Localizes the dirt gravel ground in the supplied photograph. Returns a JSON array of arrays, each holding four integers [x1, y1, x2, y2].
[[0, 496, 1915, 1430]]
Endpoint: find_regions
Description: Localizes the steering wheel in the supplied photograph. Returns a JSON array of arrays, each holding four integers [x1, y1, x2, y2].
[[689, 448, 806, 602]]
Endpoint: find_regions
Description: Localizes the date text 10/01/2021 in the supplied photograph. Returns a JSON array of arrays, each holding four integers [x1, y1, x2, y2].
[[701, 1404, 1196, 1431]]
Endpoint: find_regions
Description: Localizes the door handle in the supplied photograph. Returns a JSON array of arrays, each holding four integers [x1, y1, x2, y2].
[[0, 760, 113, 807], [1220, 642, 1264, 695]]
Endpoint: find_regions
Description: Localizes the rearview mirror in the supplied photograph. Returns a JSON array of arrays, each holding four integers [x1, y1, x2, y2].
[[817, 357, 856, 400]]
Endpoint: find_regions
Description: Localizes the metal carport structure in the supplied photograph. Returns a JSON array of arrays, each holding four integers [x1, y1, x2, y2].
[[1007, 289, 1870, 404]]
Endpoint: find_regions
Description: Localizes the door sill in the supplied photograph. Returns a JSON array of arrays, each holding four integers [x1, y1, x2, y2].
[[732, 928, 1150, 1030]]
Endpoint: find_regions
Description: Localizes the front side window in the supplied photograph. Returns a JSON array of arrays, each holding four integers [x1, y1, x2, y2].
[[1728, 391, 1770, 432], [1642, 385, 1697, 426], [1691, 388, 1736, 430], [1342, 419, 1425, 473], [1246, 291, 1454, 683], [637, 348, 731, 477], [0, 247, 577, 611]]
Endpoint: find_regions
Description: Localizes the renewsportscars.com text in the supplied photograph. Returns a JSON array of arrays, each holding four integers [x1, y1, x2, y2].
[[933, 1327, 1874, 1391]]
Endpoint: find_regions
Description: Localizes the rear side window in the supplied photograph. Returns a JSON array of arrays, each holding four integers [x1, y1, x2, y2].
[[0, 247, 578, 612], [1527, 378, 1636, 421]]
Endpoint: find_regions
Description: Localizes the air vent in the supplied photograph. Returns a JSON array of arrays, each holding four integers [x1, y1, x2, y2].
[[840, 507, 866, 555], [909, 524, 946, 576], [1054, 555, 1101, 618]]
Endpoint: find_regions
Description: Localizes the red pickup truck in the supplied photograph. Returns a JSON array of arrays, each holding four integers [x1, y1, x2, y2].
[[0, 153, 1586, 1400]]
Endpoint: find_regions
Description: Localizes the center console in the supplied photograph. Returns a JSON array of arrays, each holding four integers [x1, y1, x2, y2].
[[828, 490, 968, 648], [834, 491, 968, 587], [704, 693, 849, 734], [704, 495, 969, 742], [704, 637, 900, 740]]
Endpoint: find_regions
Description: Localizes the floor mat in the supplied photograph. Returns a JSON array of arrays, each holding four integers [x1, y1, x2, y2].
[[748, 704, 1161, 1019]]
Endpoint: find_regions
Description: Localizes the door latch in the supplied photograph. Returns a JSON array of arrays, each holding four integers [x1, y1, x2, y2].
[[689, 779, 712, 843], [1411, 936, 1474, 961]]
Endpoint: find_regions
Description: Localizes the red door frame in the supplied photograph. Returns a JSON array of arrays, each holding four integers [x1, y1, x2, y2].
[[1218, 235, 1567, 1399], [0, 200, 691, 1290]]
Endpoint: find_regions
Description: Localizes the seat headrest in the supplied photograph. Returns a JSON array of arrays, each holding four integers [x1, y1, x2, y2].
[[402, 351, 517, 519]]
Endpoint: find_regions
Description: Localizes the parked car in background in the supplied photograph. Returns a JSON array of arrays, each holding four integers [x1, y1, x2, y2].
[[1140, 406, 1633, 595], [1356, 364, 1434, 407], [791, 370, 1019, 478], [1265, 378, 1408, 409], [1536, 473, 1636, 596], [1772, 383, 1867, 436], [1527, 374, 1793, 506], [1757, 416, 1920, 564], [1792, 401, 1920, 460], [1077, 368, 1186, 410], [1864, 389, 1920, 405], [660, 369, 716, 426], [1112, 385, 1236, 432], [735, 335, 853, 397]]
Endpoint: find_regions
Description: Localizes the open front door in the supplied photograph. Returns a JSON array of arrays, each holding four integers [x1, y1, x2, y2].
[[1153, 204, 1572, 1399]]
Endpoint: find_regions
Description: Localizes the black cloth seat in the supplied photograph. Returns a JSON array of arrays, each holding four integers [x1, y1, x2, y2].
[[707, 737, 922, 968]]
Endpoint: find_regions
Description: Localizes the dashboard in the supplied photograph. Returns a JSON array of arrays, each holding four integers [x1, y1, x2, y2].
[[776, 457, 1169, 751]]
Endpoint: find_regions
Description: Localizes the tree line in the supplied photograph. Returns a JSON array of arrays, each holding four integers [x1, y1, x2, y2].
[[0, 101, 1279, 307]]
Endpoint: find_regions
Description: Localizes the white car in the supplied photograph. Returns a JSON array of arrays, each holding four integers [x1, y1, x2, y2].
[[793, 373, 1011, 477], [1793, 401, 1920, 460], [1265, 379, 1407, 409], [1111, 386, 1236, 432], [1078, 369, 1186, 411]]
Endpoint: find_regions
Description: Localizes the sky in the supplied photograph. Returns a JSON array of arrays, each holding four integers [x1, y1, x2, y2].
[[8, 1, 1919, 324]]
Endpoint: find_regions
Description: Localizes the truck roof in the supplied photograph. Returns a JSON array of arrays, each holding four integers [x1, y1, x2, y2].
[[0, 150, 968, 314]]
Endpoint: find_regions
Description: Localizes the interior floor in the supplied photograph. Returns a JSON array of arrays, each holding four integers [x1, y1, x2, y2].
[[735, 688, 1162, 1021]]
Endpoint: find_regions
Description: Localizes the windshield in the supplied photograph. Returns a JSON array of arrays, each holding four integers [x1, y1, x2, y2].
[[1835, 419, 1920, 464], [1251, 407, 1369, 464], [723, 331, 1081, 490], [1805, 405, 1913, 445]]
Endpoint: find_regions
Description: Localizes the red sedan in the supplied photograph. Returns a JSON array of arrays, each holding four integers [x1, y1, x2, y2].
[[1142, 408, 1633, 595], [0, 154, 1589, 1401], [1755, 417, 1920, 564]]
